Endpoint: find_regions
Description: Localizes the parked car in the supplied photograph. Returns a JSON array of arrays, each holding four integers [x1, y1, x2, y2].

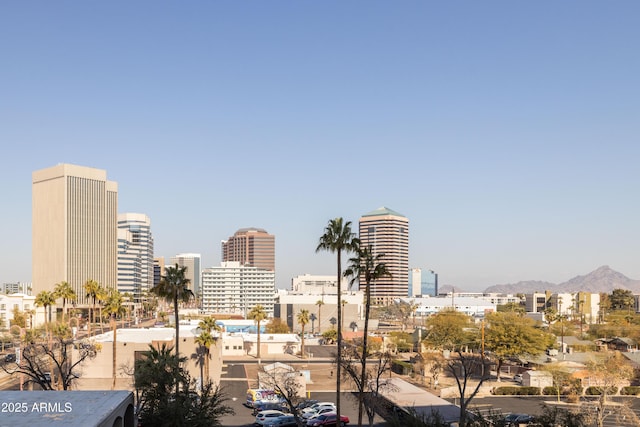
[[504, 413, 534, 426], [255, 410, 289, 426], [4, 353, 16, 363], [296, 400, 319, 411], [301, 402, 335, 415], [306, 413, 349, 427], [303, 406, 336, 420], [252, 401, 287, 415], [264, 415, 297, 427], [513, 374, 523, 384]]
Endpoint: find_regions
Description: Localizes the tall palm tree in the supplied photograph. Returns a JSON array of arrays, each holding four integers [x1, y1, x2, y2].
[[316, 217, 359, 419], [248, 305, 267, 360], [53, 281, 76, 324], [297, 309, 310, 358], [84, 279, 101, 336], [316, 299, 325, 334], [35, 290, 56, 323], [103, 289, 126, 390], [96, 286, 109, 334], [150, 263, 194, 357], [194, 330, 216, 391], [345, 244, 391, 427], [197, 316, 222, 385]]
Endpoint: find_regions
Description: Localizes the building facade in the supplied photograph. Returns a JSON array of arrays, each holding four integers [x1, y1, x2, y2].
[[117, 213, 154, 302], [32, 164, 118, 304], [290, 274, 350, 294], [410, 268, 438, 297], [201, 261, 276, 316], [359, 207, 409, 304], [221, 227, 275, 271], [169, 253, 201, 296]]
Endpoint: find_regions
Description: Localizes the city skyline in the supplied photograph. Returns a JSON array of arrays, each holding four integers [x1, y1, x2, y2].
[[2, 2, 639, 291]]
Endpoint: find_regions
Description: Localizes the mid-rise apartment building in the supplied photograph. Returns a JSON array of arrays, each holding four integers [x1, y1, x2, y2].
[[201, 261, 276, 317]]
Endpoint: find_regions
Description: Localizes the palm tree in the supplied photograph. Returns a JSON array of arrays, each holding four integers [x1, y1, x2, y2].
[[194, 330, 216, 391], [248, 305, 267, 360], [197, 316, 222, 385], [53, 281, 76, 324], [84, 279, 101, 336], [150, 263, 194, 357], [316, 217, 359, 419], [35, 290, 56, 323], [103, 289, 126, 390], [344, 244, 391, 427], [96, 286, 109, 334], [316, 299, 325, 334], [297, 309, 310, 358]]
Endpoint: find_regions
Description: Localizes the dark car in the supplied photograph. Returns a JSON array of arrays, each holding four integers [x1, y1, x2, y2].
[[4, 353, 16, 363], [252, 401, 287, 415], [504, 413, 534, 426]]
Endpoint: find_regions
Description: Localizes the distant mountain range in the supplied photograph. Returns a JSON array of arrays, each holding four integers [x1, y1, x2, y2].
[[481, 266, 640, 294]]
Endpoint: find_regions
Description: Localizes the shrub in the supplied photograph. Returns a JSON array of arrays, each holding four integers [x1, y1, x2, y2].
[[621, 386, 640, 396], [493, 386, 540, 396], [585, 386, 618, 395]]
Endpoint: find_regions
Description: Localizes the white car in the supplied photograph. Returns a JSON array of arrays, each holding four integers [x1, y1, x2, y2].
[[255, 410, 288, 426], [302, 405, 336, 419], [302, 402, 335, 414]]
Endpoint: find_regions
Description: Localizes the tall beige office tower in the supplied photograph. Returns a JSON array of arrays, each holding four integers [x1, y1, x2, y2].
[[358, 207, 409, 305], [221, 227, 275, 271], [32, 164, 118, 305]]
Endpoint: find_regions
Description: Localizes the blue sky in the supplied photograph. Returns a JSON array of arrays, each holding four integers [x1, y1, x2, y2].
[[1, 2, 639, 291]]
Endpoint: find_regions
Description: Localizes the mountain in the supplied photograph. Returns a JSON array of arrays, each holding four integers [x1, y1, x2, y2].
[[483, 266, 640, 294]]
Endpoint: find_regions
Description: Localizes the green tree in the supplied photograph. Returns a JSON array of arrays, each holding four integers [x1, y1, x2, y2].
[[10, 307, 27, 328], [53, 281, 76, 323], [316, 299, 325, 334], [609, 288, 635, 312], [103, 288, 126, 390], [248, 304, 267, 360], [35, 290, 56, 323], [423, 309, 475, 352], [297, 309, 310, 358], [496, 301, 525, 314], [84, 279, 101, 335], [265, 318, 290, 334], [134, 343, 234, 427], [484, 311, 554, 381], [316, 217, 358, 419], [151, 264, 194, 358], [344, 244, 391, 427]]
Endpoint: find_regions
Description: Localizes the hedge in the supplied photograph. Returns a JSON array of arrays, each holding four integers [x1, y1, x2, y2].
[[493, 386, 540, 396], [585, 386, 618, 396], [542, 386, 584, 396], [621, 386, 640, 396]]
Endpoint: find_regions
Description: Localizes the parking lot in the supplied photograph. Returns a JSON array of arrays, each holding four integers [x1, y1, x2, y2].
[[219, 362, 388, 427]]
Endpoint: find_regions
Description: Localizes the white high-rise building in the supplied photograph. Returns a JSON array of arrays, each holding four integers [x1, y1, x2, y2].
[[201, 262, 276, 316], [32, 164, 117, 304], [117, 213, 154, 302]]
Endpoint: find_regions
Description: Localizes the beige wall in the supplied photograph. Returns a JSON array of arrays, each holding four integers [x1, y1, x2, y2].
[[75, 337, 223, 391]]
